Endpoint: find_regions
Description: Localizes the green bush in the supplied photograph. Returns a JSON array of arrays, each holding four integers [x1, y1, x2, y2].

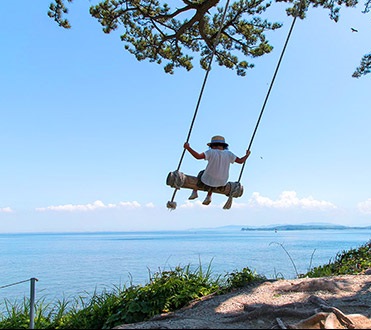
[[303, 240, 371, 278], [224, 267, 266, 289], [103, 264, 221, 328]]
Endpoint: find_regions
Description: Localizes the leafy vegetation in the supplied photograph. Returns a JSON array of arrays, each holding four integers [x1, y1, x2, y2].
[[47, 0, 371, 77], [302, 240, 371, 278], [0, 262, 264, 329], [1, 240, 370, 329]]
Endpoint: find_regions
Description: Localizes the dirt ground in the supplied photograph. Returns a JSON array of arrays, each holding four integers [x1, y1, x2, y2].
[[114, 274, 371, 329]]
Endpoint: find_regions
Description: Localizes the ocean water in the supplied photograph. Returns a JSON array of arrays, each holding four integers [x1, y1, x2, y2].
[[1, 229, 370, 307]]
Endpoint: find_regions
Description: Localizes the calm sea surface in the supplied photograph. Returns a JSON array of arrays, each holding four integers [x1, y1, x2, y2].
[[1, 229, 371, 306]]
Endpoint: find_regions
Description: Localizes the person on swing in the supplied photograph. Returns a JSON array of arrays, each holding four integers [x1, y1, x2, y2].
[[184, 135, 251, 205]]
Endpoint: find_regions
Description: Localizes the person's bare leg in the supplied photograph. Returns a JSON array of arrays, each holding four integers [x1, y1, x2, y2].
[[202, 191, 212, 205], [189, 190, 198, 200]]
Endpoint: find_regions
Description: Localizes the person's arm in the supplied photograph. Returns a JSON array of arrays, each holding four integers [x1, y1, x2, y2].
[[235, 150, 251, 164], [184, 142, 205, 160]]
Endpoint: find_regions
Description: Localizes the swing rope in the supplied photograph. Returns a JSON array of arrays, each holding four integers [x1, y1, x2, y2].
[[167, 0, 232, 210], [223, 14, 298, 209], [238, 15, 298, 182], [168, 2, 303, 210]]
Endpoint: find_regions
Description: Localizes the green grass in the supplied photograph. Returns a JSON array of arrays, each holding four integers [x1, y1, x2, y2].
[[302, 240, 371, 278], [1, 240, 370, 329]]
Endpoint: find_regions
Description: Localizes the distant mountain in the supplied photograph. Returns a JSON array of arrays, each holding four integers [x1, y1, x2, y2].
[[240, 223, 371, 231]]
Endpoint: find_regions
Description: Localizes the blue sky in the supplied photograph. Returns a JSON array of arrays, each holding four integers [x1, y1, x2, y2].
[[1, 0, 370, 233]]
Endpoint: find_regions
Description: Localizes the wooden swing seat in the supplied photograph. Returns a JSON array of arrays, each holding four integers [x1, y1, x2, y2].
[[166, 171, 243, 197]]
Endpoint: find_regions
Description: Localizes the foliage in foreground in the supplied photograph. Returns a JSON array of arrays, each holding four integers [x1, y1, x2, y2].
[[0, 263, 264, 329], [302, 240, 371, 278], [1, 240, 370, 329]]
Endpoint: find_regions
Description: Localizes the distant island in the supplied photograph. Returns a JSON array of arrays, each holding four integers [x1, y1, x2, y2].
[[241, 224, 371, 231], [190, 223, 371, 232]]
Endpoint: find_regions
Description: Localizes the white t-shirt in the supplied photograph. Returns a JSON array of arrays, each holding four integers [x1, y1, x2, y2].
[[201, 149, 237, 187]]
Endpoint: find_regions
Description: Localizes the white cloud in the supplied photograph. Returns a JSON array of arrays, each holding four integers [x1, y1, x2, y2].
[[32, 191, 338, 214], [117, 201, 141, 209], [0, 207, 14, 213], [357, 198, 371, 214], [36, 200, 146, 212], [248, 191, 336, 210]]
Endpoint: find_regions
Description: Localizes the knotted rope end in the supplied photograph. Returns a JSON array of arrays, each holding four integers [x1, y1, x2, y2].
[[167, 201, 177, 210]]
